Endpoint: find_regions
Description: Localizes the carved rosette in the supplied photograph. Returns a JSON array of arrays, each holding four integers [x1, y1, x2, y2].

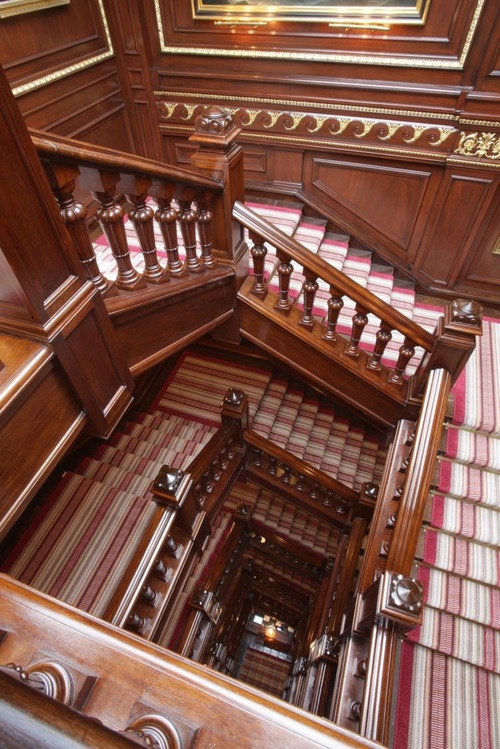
[[126, 713, 182, 749]]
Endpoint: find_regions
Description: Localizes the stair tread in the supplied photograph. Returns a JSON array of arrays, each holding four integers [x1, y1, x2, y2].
[[416, 525, 500, 588], [414, 563, 500, 631], [406, 603, 500, 673], [2, 472, 157, 617]]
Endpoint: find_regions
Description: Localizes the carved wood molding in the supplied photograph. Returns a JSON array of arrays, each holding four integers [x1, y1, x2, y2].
[[157, 96, 458, 160]]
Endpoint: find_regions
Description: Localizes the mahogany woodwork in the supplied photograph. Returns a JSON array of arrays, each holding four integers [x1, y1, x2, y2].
[[244, 430, 360, 529], [0, 334, 84, 541], [0, 575, 382, 749]]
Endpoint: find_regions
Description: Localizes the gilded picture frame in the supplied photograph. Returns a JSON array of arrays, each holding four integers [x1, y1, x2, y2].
[[0, 0, 69, 20], [191, 0, 430, 26]]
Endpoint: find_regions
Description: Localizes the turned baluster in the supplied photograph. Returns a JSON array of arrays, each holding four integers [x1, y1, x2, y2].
[[322, 287, 344, 341], [274, 249, 293, 313], [89, 172, 146, 290], [126, 183, 169, 284], [281, 464, 293, 485], [141, 584, 157, 606], [388, 336, 416, 385], [179, 199, 203, 273], [367, 323, 393, 371], [43, 164, 115, 296], [154, 196, 186, 276], [197, 194, 215, 268], [345, 304, 369, 357], [299, 271, 319, 329], [249, 231, 268, 298], [267, 456, 278, 476]]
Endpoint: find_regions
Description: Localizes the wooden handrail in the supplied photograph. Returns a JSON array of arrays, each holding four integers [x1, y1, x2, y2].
[[30, 128, 223, 192], [233, 200, 435, 352], [245, 429, 359, 504], [386, 367, 452, 574]]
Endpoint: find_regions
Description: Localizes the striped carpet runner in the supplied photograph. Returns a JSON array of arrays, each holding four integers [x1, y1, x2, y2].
[[159, 349, 388, 492], [1, 403, 217, 618], [244, 199, 443, 377], [394, 318, 500, 749]]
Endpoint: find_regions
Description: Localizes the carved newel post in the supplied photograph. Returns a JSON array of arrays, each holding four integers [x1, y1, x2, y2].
[[412, 297, 483, 396], [189, 106, 247, 267], [221, 388, 249, 447], [359, 571, 424, 745]]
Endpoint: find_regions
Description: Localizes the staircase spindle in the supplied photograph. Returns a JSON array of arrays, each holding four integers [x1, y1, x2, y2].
[[322, 287, 344, 341], [367, 323, 393, 371], [179, 199, 203, 273], [197, 196, 215, 268], [154, 197, 187, 276], [388, 336, 416, 385], [46, 168, 115, 297], [127, 190, 169, 284], [249, 231, 268, 298], [299, 271, 319, 329], [345, 304, 369, 358], [92, 183, 146, 290], [275, 250, 293, 313]]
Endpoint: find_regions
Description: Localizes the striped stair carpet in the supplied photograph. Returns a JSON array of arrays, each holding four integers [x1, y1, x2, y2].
[[0, 399, 217, 618], [394, 318, 500, 749], [160, 349, 388, 491], [238, 646, 291, 697]]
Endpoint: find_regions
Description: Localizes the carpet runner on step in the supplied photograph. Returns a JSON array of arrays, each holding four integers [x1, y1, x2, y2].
[[1, 405, 216, 617], [394, 317, 500, 749], [160, 350, 388, 491]]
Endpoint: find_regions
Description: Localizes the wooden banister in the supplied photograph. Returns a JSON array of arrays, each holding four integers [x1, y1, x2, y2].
[[233, 201, 435, 353], [30, 128, 222, 192]]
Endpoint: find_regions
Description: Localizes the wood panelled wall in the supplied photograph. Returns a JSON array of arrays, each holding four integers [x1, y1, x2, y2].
[[0, 0, 498, 304], [0, 0, 133, 151]]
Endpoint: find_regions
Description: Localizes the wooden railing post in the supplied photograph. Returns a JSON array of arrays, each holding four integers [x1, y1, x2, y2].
[[411, 298, 483, 396], [189, 106, 247, 268], [40, 161, 116, 297]]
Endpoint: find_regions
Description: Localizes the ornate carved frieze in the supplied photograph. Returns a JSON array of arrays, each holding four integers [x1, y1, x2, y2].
[[157, 97, 457, 158], [455, 131, 500, 161]]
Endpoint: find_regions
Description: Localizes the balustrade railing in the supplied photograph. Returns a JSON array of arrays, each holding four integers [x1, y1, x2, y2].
[[234, 201, 482, 399], [31, 129, 224, 295], [331, 367, 453, 744]]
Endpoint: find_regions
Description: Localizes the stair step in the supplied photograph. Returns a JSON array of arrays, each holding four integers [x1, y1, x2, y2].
[[78, 457, 156, 495], [414, 564, 500, 632], [441, 424, 500, 472], [155, 351, 273, 424], [396, 642, 500, 749], [267, 386, 304, 448], [251, 378, 289, 437], [423, 493, 500, 547], [2, 472, 157, 618], [406, 604, 500, 673], [415, 526, 500, 588], [434, 458, 500, 511]]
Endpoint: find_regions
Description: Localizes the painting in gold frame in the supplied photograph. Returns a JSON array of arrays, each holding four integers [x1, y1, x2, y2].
[[191, 0, 430, 25]]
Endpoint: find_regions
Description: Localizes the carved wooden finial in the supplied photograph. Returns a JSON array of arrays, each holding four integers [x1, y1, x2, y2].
[[190, 106, 242, 148], [451, 298, 483, 327]]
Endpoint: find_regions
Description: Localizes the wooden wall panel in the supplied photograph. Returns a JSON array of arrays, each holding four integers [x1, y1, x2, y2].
[[413, 173, 496, 289], [0, 0, 134, 152], [306, 155, 434, 265]]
